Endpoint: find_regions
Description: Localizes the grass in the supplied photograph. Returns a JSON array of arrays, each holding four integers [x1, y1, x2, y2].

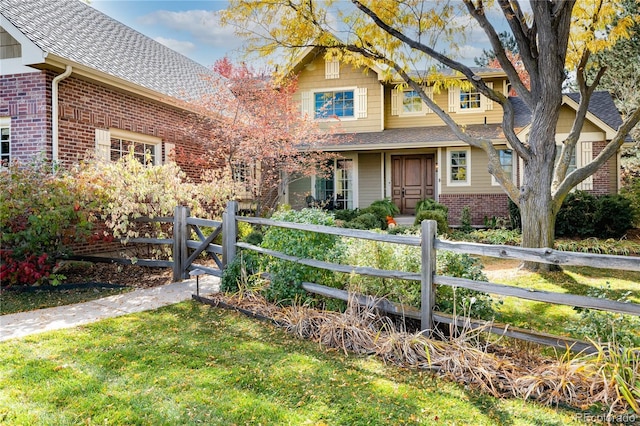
[[0, 302, 585, 425], [482, 258, 640, 340], [0, 285, 130, 315]]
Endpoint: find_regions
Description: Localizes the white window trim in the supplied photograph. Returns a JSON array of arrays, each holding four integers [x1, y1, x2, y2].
[[308, 86, 361, 122], [95, 128, 162, 165], [391, 86, 433, 116], [0, 116, 10, 166], [446, 147, 471, 186], [311, 154, 359, 209], [491, 148, 516, 186], [448, 82, 493, 113]]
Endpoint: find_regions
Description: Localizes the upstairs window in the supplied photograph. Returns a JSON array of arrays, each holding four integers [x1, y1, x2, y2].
[[314, 90, 355, 119], [459, 88, 482, 110], [403, 90, 423, 113]]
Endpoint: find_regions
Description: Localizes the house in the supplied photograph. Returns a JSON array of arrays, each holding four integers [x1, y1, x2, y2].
[[0, 0, 228, 178], [285, 47, 630, 225]]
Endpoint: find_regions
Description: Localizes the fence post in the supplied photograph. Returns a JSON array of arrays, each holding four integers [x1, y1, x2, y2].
[[421, 220, 437, 332], [172, 206, 185, 282], [222, 201, 238, 267], [172, 205, 190, 281]]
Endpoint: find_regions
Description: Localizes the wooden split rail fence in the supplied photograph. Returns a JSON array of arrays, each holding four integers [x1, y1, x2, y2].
[[75, 201, 640, 353]]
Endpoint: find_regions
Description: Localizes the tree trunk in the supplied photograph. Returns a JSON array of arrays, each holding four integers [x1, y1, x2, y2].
[[518, 103, 558, 271]]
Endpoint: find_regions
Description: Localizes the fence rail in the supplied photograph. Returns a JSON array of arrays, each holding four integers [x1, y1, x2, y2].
[[226, 202, 640, 353], [70, 202, 640, 353]]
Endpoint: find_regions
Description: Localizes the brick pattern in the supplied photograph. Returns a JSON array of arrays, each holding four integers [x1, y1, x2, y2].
[[0, 71, 51, 162], [56, 75, 208, 178], [1, 70, 211, 178], [439, 193, 510, 226], [590, 141, 612, 195]]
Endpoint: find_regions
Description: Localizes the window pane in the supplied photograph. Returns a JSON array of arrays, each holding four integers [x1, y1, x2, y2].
[[460, 89, 481, 109], [450, 151, 468, 182], [314, 91, 355, 119], [403, 90, 422, 113], [499, 149, 513, 180]]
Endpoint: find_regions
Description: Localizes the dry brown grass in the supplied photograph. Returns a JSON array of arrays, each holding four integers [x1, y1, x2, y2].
[[205, 291, 639, 416]]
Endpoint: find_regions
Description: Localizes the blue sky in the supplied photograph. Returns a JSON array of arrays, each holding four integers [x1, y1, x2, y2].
[[90, 1, 495, 69]]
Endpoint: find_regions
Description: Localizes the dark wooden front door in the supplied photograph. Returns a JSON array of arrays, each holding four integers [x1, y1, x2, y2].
[[391, 154, 435, 215]]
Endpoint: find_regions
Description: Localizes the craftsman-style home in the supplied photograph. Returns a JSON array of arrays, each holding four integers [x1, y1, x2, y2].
[[0, 0, 227, 178], [285, 47, 629, 225]]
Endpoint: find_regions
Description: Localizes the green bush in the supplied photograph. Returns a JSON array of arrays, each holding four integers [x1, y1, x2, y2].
[[508, 199, 521, 230], [568, 284, 640, 347], [594, 194, 634, 239], [0, 161, 94, 286], [556, 191, 598, 237], [459, 206, 473, 233], [369, 198, 400, 217], [260, 207, 344, 304], [416, 198, 448, 215], [345, 212, 382, 230], [436, 251, 497, 321], [556, 191, 634, 238], [333, 208, 359, 222], [220, 251, 260, 293], [414, 210, 449, 234], [343, 236, 497, 321]]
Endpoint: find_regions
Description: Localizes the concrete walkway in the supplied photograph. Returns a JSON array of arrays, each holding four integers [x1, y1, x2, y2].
[[0, 276, 220, 342]]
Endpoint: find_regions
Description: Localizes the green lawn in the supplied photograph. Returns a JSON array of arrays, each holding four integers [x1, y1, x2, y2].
[[483, 259, 640, 341], [0, 302, 583, 425]]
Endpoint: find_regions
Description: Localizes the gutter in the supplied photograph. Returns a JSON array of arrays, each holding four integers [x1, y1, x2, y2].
[[52, 65, 73, 162]]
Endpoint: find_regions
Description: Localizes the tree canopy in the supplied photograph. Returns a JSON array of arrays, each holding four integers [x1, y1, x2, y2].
[[222, 0, 640, 268]]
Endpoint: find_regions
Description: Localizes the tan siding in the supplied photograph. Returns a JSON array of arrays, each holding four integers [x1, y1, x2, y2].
[[288, 176, 312, 209], [295, 56, 382, 133], [441, 147, 505, 195], [556, 105, 602, 133], [0, 27, 21, 59], [358, 152, 383, 207], [385, 78, 506, 129]]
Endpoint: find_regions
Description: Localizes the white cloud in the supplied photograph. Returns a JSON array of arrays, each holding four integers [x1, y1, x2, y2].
[[154, 36, 196, 54], [139, 9, 239, 48]]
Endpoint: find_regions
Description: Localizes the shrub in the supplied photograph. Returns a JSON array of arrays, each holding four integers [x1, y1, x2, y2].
[[333, 208, 359, 222], [414, 210, 449, 234], [344, 212, 382, 230], [568, 284, 640, 347], [369, 198, 400, 217], [594, 194, 634, 239], [220, 251, 260, 293], [343, 235, 497, 321], [556, 191, 634, 239], [260, 208, 344, 304], [436, 251, 497, 321], [508, 199, 521, 230], [0, 161, 94, 286], [415, 198, 448, 215], [459, 206, 473, 233]]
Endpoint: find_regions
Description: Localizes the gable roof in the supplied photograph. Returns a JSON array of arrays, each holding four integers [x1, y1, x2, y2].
[[512, 91, 626, 140], [0, 0, 224, 103]]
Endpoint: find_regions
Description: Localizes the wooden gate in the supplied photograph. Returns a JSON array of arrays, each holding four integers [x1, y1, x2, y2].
[[172, 205, 236, 281]]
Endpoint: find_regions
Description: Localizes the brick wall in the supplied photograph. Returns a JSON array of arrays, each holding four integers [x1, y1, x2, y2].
[[0, 71, 51, 162], [438, 193, 510, 226], [590, 141, 613, 195], [56, 75, 210, 178]]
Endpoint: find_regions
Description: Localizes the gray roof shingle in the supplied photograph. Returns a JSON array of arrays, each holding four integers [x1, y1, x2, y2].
[[1, 0, 223, 102]]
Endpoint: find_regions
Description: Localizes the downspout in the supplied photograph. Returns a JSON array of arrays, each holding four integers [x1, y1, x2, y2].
[[52, 65, 72, 162]]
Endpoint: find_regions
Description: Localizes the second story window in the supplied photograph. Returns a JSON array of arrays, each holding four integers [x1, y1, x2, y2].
[[314, 90, 354, 119], [403, 90, 423, 113], [460, 88, 481, 110]]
